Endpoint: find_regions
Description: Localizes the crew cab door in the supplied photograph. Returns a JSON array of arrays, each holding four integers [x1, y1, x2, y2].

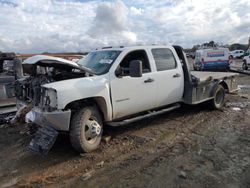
[[150, 48, 184, 107], [110, 50, 156, 119]]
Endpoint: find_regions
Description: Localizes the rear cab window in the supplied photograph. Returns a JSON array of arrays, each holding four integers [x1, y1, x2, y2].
[[151, 48, 177, 71]]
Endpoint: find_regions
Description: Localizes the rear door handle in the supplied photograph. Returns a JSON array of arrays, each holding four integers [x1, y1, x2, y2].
[[144, 78, 154, 83], [173, 73, 181, 78]]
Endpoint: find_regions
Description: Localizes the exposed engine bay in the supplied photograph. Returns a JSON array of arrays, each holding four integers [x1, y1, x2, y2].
[[15, 55, 88, 111]]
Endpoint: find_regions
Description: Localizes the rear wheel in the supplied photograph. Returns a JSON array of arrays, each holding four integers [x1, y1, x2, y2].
[[242, 61, 248, 70], [209, 85, 225, 110], [70, 106, 103, 153]]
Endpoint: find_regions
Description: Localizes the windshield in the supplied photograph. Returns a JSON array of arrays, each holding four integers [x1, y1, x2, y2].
[[77, 50, 121, 75]]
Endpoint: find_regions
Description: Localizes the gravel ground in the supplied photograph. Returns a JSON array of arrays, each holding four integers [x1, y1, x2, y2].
[[0, 67, 249, 188]]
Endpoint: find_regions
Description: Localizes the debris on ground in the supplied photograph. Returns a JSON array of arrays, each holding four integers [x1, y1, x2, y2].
[[102, 135, 112, 143], [178, 171, 187, 179], [81, 170, 95, 181], [1, 178, 18, 188], [10, 104, 32, 124], [238, 85, 250, 93], [28, 125, 58, 155], [225, 102, 250, 108], [96, 161, 104, 168], [0, 113, 15, 125], [232, 107, 241, 111]]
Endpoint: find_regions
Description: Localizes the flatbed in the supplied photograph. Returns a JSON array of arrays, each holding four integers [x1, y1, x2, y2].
[[191, 71, 238, 83]]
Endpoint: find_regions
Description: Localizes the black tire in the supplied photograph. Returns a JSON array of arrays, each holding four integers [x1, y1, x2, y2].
[[209, 85, 225, 110], [242, 61, 248, 70], [229, 55, 233, 59], [70, 106, 103, 153]]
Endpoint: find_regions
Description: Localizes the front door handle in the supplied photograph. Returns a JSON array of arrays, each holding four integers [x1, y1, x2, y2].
[[144, 78, 154, 83], [173, 73, 181, 78]]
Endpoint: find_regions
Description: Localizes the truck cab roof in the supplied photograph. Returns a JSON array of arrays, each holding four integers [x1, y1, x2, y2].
[[94, 45, 175, 52]]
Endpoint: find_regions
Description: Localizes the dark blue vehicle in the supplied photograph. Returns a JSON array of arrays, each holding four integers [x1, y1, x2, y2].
[[193, 48, 230, 71]]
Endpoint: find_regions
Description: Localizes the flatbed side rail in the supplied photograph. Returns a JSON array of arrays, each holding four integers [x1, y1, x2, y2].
[[183, 74, 237, 105]]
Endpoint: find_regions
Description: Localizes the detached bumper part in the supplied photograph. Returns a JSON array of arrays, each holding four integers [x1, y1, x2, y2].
[[25, 108, 71, 131], [28, 125, 58, 155]]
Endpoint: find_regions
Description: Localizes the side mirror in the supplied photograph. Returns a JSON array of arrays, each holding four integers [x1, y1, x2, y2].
[[129, 60, 142, 77], [115, 66, 122, 77]]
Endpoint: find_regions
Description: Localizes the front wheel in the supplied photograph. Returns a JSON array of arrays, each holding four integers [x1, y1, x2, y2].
[[70, 106, 103, 153], [209, 85, 225, 110]]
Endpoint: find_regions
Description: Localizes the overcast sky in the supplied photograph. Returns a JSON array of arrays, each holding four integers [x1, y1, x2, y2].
[[0, 0, 249, 53]]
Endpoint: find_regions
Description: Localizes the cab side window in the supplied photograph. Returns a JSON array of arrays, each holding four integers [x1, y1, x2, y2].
[[119, 50, 151, 76], [151, 48, 177, 71]]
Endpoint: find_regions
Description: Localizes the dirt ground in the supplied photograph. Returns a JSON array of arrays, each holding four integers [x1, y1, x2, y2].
[[0, 69, 250, 187]]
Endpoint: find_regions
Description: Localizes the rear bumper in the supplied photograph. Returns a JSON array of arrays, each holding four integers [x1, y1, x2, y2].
[[25, 108, 71, 131]]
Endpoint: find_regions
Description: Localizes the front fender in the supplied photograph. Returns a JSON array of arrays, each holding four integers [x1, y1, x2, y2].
[[43, 75, 113, 121]]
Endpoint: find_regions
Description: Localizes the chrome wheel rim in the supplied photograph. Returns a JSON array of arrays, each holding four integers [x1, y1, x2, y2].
[[84, 117, 101, 144], [215, 89, 224, 106]]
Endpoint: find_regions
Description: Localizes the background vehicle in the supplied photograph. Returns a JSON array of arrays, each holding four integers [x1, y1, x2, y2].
[[0, 52, 23, 113], [229, 50, 245, 59], [242, 48, 250, 70], [13, 45, 238, 153], [193, 48, 230, 71], [185, 52, 195, 59]]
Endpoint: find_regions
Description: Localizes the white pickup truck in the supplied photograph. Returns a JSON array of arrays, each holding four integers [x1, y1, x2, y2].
[[14, 45, 238, 153]]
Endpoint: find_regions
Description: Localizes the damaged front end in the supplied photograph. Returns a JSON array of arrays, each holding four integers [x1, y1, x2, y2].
[[12, 55, 91, 154], [14, 55, 90, 131]]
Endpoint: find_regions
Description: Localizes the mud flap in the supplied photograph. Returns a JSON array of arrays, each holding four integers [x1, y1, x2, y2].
[[28, 125, 58, 155]]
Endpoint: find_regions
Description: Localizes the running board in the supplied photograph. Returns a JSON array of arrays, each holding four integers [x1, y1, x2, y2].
[[107, 103, 181, 126]]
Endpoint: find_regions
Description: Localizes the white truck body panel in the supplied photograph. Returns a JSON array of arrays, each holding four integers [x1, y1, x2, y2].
[[110, 72, 157, 119], [43, 75, 113, 121], [243, 55, 250, 65], [109, 46, 184, 119]]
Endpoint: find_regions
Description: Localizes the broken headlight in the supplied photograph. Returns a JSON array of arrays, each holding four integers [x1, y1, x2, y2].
[[41, 87, 57, 111]]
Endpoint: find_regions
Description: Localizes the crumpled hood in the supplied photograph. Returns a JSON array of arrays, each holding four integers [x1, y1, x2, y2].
[[24, 55, 79, 68], [23, 55, 92, 74]]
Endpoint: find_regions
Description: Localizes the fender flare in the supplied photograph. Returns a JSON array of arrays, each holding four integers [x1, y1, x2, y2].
[[210, 80, 228, 97]]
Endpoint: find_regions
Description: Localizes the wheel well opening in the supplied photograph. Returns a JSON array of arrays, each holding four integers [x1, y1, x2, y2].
[[64, 97, 108, 121], [219, 81, 229, 92]]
